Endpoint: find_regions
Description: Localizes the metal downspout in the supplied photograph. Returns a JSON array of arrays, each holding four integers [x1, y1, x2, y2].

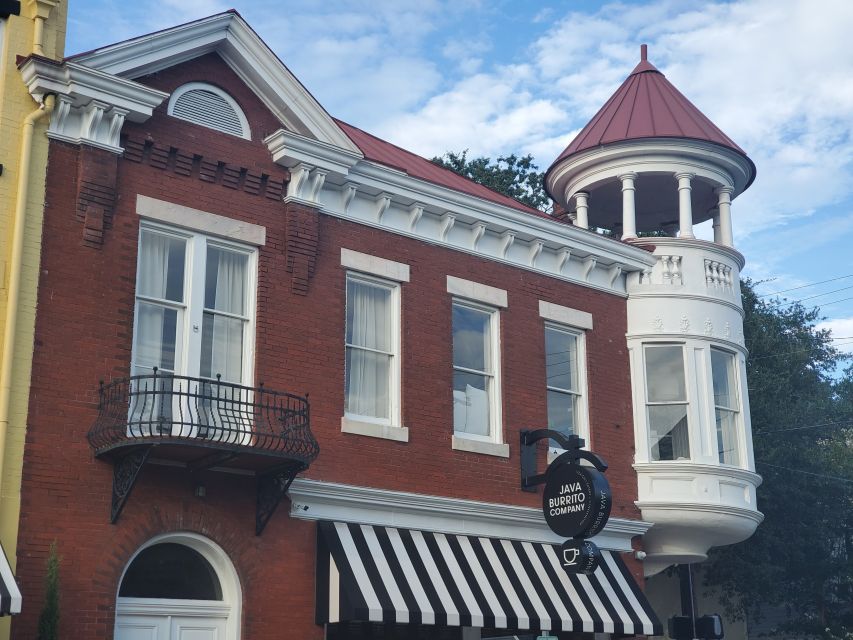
[[0, 94, 55, 499]]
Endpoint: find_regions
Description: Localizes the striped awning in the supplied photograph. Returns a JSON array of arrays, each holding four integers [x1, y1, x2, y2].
[[0, 542, 22, 616], [316, 521, 662, 636]]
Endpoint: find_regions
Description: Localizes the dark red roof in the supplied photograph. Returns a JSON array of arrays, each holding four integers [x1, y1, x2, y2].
[[552, 47, 747, 165], [335, 119, 548, 218]]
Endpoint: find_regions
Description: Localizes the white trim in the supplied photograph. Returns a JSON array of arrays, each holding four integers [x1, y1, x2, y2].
[[288, 479, 652, 552], [0, 542, 22, 615], [341, 248, 410, 282], [341, 416, 409, 443], [538, 300, 593, 330], [543, 322, 590, 452], [344, 272, 403, 429], [71, 12, 361, 154], [447, 276, 507, 308], [451, 299, 504, 446], [115, 532, 241, 640], [451, 436, 510, 458], [167, 81, 251, 140], [136, 195, 266, 245]]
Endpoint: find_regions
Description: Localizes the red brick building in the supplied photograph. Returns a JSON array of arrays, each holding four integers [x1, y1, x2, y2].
[[9, 11, 762, 640]]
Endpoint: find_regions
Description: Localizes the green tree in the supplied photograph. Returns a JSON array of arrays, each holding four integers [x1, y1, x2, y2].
[[431, 150, 551, 211], [703, 280, 853, 636], [37, 542, 60, 640]]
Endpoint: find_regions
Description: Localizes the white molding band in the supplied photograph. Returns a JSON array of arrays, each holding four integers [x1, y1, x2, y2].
[[136, 195, 266, 245], [451, 436, 510, 458], [341, 248, 410, 282], [340, 417, 409, 443], [538, 300, 593, 330], [447, 275, 508, 308], [288, 479, 652, 553]]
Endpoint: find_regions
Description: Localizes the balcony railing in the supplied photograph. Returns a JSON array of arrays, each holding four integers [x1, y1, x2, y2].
[[87, 370, 320, 533], [89, 369, 319, 463]]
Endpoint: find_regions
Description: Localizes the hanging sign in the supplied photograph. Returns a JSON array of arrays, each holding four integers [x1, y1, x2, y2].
[[542, 462, 611, 539], [559, 538, 602, 575]]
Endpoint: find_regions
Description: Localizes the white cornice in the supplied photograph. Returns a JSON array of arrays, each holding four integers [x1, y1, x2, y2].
[[20, 58, 168, 153], [20, 59, 168, 119], [71, 12, 361, 154], [265, 128, 362, 176], [288, 479, 652, 552], [633, 462, 763, 487], [547, 139, 755, 206]]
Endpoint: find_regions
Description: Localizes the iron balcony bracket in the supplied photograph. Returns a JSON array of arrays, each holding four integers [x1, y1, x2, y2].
[[520, 430, 608, 492], [111, 446, 153, 523], [256, 464, 301, 536]]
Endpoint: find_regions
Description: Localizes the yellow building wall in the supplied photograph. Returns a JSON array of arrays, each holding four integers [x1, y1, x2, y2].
[[0, 2, 67, 636]]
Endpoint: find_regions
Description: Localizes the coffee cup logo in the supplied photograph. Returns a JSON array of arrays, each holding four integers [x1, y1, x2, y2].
[[562, 548, 580, 566]]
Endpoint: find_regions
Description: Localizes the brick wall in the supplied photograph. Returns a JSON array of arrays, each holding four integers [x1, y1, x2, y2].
[[13, 53, 642, 639]]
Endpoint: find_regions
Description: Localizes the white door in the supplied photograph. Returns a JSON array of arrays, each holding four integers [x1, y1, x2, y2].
[[115, 606, 229, 640], [172, 615, 227, 640]]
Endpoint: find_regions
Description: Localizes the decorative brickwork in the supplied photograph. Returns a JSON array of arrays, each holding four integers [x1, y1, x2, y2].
[[76, 145, 118, 247], [285, 202, 319, 295], [121, 135, 288, 201]]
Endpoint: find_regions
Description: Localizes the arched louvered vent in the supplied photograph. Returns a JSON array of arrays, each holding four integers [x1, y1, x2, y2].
[[167, 82, 250, 140]]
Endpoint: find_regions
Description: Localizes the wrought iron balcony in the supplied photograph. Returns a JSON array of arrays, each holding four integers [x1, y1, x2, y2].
[[87, 370, 320, 534]]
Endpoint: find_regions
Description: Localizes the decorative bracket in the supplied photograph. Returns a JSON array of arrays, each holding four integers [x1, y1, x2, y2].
[[111, 446, 152, 523], [519, 430, 608, 492], [256, 464, 302, 535]]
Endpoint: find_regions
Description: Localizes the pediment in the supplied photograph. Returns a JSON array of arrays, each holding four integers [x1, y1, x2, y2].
[[71, 11, 362, 155]]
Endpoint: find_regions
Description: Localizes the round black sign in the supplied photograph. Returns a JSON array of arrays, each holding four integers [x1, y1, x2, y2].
[[542, 463, 611, 539], [559, 539, 602, 575]]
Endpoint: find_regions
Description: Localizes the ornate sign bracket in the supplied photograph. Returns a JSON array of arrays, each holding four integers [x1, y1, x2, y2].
[[519, 430, 608, 492]]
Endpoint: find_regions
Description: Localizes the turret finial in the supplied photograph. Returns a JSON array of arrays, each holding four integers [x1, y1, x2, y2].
[[641, 44, 648, 61]]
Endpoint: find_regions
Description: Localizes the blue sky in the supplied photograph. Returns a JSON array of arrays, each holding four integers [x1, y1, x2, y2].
[[67, 0, 853, 361]]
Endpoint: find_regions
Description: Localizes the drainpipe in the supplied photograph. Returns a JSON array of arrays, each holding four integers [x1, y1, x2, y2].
[[0, 94, 55, 500]]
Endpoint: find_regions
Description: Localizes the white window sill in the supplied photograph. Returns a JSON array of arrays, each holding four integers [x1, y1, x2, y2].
[[451, 435, 510, 458], [341, 416, 409, 443]]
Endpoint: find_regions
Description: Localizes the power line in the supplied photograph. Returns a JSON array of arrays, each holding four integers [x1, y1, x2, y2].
[[754, 419, 853, 435], [750, 339, 853, 360], [781, 284, 853, 305], [755, 461, 853, 485], [758, 274, 853, 297]]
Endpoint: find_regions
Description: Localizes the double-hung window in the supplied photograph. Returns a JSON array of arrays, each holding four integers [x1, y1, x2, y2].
[[452, 300, 500, 441], [544, 324, 583, 437], [344, 273, 400, 425], [711, 347, 741, 466], [644, 344, 690, 461], [131, 223, 255, 437]]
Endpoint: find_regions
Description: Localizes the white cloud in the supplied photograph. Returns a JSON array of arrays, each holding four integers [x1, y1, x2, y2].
[[816, 317, 853, 355]]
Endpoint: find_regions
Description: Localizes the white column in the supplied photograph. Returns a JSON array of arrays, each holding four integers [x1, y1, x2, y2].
[[574, 191, 590, 229], [675, 172, 695, 239], [711, 208, 721, 243], [716, 186, 734, 247], [619, 172, 638, 240]]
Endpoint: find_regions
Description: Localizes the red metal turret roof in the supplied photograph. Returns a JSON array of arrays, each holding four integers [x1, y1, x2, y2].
[[552, 45, 747, 164]]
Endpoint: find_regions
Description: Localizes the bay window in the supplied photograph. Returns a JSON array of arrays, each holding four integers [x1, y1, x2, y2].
[[711, 347, 741, 465], [644, 344, 690, 461]]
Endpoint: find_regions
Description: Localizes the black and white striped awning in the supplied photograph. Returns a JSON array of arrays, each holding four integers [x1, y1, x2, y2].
[[316, 521, 662, 636], [0, 542, 22, 616]]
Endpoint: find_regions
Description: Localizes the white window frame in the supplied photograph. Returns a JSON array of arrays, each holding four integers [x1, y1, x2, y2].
[[710, 345, 742, 467], [450, 297, 507, 457], [543, 323, 589, 449], [340, 249, 408, 442], [132, 220, 258, 388], [539, 301, 591, 458], [643, 342, 692, 462]]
